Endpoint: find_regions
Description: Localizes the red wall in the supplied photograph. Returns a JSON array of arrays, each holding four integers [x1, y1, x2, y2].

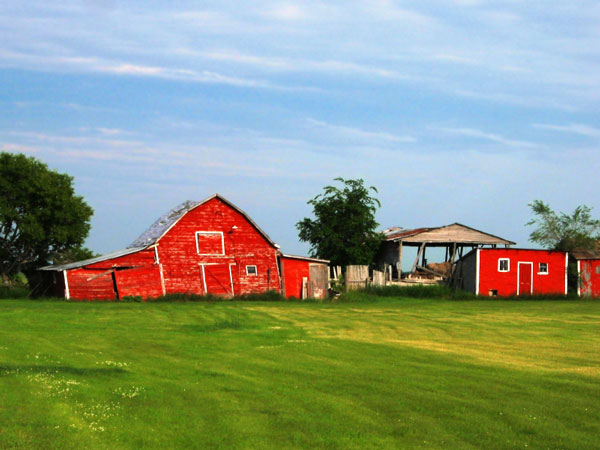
[[478, 249, 567, 296], [579, 259, 600, 297], [281, 257, 310, 299], [65, 197, 282, 300], [157, 197, 280, 296], [66, 249, 158, 300]]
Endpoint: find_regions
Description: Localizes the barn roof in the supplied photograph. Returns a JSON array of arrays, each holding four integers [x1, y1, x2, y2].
[[383, 223, 515, 246], [39, 246, 146, 271], [571, 248, 600, 260], [128, 193, 279, 249], [281, 254, 330, 264]]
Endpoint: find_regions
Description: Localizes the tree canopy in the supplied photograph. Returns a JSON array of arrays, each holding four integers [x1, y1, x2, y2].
[[296, 177, 383, 267], [526, 200, 600, 252], [0, 153, 94, 282]]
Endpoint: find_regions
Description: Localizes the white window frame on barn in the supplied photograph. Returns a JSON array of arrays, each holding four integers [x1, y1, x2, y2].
[[195, 231, 225, 256], [538, 262, 549, 275], [246, 265, 258, 276], [498, 258, 510, 272]]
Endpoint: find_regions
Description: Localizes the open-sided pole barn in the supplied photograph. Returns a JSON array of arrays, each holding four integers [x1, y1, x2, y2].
[[376, 223, 515, 282]]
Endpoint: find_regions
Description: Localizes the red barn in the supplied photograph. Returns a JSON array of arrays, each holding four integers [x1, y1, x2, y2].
[[40, 194, 328, 300], [455, 248, 568, 297], [572, 249, 600, 298], [280, 254, 329, 299]]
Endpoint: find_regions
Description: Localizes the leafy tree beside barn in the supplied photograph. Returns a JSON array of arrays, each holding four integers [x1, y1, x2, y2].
[[296, 177, 383, 268], [0, 152, 94, 285], [527, 199, 600, 291]]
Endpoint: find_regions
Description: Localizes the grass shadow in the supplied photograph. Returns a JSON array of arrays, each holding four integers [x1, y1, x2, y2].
[[0, 364, 127, 376]]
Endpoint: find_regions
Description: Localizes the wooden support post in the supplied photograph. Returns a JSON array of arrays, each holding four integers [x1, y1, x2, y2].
[[411, 243, 425, 273], [450, 243, 458, 263], [421, 244, 427, 267], [397, 241, 403, 279]]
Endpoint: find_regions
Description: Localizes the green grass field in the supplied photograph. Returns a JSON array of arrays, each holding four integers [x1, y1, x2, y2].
[[1, 297, 599, 449]]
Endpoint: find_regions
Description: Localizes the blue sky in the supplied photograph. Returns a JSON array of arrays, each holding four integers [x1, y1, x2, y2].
[[1, 1, 599, 259]]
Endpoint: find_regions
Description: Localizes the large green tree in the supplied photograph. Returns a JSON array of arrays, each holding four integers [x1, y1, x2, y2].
[[0, 153, 94, 283], [526, 200, 600, 252], [526, 200, 600, 292], [296, 177, 383, 267]]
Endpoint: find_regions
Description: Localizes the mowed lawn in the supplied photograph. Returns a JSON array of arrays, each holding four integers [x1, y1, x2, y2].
[[1, 298, 599, 449]]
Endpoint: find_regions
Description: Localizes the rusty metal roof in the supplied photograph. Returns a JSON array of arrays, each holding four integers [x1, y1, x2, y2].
[[571, 248, 600, 260]]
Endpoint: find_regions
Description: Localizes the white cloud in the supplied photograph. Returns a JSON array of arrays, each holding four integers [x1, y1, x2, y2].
[[307, 118, 416, 144], [265, 3, 307, 21], [436, 127, 538, 149], [532, 123, 600, 138]]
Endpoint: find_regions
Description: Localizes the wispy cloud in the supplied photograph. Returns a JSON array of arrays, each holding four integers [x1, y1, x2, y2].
[[532, 123, 600, 138], [307, 118, 416, 144], [436, 127, 538, 148]]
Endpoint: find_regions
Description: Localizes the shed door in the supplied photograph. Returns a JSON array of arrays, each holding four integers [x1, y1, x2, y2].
[[201, 264, 235, 296], [308, 264, 328, 299], [518, 262, 533, 296]]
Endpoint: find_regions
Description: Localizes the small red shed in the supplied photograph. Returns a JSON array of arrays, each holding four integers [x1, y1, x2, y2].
[[455, 248, 568, 297], [280, 254, 329, 299], [40, 194, 327, 300], [572, 249, 600, 298]]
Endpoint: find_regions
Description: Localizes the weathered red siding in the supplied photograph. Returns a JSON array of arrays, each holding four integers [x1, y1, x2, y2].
[[63, 197, 281, 299], [65, 249, 158, 300], [477, 249, 567, 296], [282, 257, 310, 299], [156, 197, 279, 296], [578, 259, 600, 297]]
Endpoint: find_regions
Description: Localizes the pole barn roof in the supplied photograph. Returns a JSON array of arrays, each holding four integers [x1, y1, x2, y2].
[[383, 223, 515, 247]]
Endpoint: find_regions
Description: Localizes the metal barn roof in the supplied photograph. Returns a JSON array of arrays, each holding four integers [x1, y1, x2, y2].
[[128, 193, 279, 249], [39, 246, 147, 271]]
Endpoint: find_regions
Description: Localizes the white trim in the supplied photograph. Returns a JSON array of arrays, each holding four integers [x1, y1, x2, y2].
[[200, 264, 207, 294], [154, 246, 160, 265], [517, 262, 534, 296], [228, 264, 235, 296], [195, 231, 225, 256], [159, 264, 166, 295], [537, 262, 549, 275], [498, 258, 510, 272], [246, 265, 258, 276], [576, 259, 580, 297], [63, 270, 70, 300], [475, 248, 480, 295]]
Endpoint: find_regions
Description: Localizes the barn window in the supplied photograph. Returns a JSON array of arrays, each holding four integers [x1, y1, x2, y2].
[[246, 265, 257, 276], [596, 266, 600, 275], [538, 262, 548, 274], [195, 231, 225, 255], [498, 258, 510, 272]]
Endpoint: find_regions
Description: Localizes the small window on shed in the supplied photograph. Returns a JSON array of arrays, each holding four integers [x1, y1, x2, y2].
[[498, 258, 510, 272], [196, 231, 225, 255], [596, 266, 600, 275], [246, 265, 257, 276], [538, 263, 548, 274]]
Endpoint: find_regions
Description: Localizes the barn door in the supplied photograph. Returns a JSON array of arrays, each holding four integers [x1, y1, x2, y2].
[[200, 264, 236, 296], [517, 262, 533, 296], [308, 264, 328, 299]]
